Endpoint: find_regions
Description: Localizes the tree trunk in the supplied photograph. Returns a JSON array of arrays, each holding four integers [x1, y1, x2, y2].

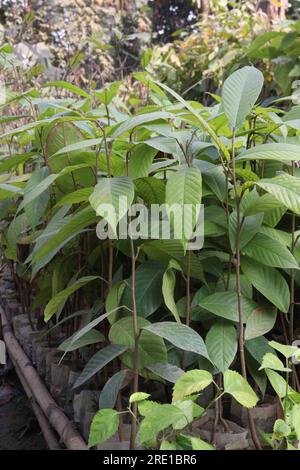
[[258, 0, 288, 21], [200, 0, 210, 19]]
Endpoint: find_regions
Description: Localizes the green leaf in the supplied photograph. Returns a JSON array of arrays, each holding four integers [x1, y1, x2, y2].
[[206, 321, 237, 373], [245, 336, 275, 363], [143, 239, 204, 281], [129, 392, 151, 404], [256, 174, 300, 215], [111, 111, 175, 139], [229, 211, 263, 252], [265, 369, 289, 398], [146, 363, 184, 384], [137, 403, 184, 445], [122, 260, 165, 318], [245, 307, 277, 341], [198, 290, 256, 322], [58, 329, 104, 352], [160, 440, 178, 450], [162, 261, 181, 323], [18, 173, 57, 212], [173, 400, 204, 430], [128, 144, 157, 179], [242, 192, 283, 216], [88, 409, 119, 447], [273, 419, 291, 440], [55, 187, 93, 207], [165, 167, 202, 243], [51, 138, 103, 157], [74, 344, 128, 388], [222, 66, 264, 129], [190, 437, 214, 450], [43, 81, 91, 99], [106, 281, 126, 324], [246, 351, 267, 396], [259, 353, 291, 372], [109, 317, 167, 369], [24, 167, 51, 228], [89, 176, 134, 235], [292, 404, 300, 442], [99, 370, 127, 409], [241, 257, 290, 313], [268, 340, 298, 359], [243, 227, 292, 269], [94, 81, 121, 105], [143, 322, 210, 361], [135, 177, 166, 206], [62, 310, 117, 356], [31, 206, 98, 264], [44, 275, 98, 321], [224, 370, 258, 408], [172, 370, 213, 402], [151, 78, 230, 161], [237, 143, 300, 163]]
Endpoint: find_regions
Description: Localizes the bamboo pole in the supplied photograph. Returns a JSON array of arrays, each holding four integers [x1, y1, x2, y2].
[[0, 306, 88, 450], [13, 359, 62, 450]]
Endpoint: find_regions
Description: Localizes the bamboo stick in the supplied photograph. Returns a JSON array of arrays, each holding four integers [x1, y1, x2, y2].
[[0, 306, 88, 450]]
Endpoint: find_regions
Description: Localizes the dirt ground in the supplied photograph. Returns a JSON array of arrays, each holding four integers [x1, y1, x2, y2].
[[0, 371, 46, 450]]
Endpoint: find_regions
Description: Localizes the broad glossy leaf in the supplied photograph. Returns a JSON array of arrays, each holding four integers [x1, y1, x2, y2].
[[44, 121, 95, 192], [128, 144, 157, 179], [265, 369, 289, 398], [243, 232, 298, 269], [259, 353, 290, 372], [55, 187, 93, 207], [165, 167, 202, 243], [241, 257, 290, 313], [44, 275, 98, 321], [256, 174, 300, 215], [237, 143, 300, 163], [137, 403, 184, 445], [88, 409, 119, 447], [146, 363, 184, 384], [89, 176, 134, 235], [190, 437, 214, 450], [229, 211, 263, 252], [135, 177, 166, 206], [143, 239, 204, 281], [222, 66, 263, 129], [292, 405, 300, 442], [122, 260, 165, 318], [31, 206, 98, 264], [23, 167, 50, 228], [162, 261, 181, 323], [51, 138, 103, 157], [111, 111, 175, 138], [224, 370, 258, 408], [58, 329, 104, 352], [206, 321, 237, 372], [74, 344, 127, 388], [94, 81, 121, 105], [198, 291, 257, 322], [109, 316, 167, 369], [268, 340, 298, 359], [43, 80, 91, 99], [245, 307, 277, 341], [245, 336, 275, 363], [99, 370, 128, 410], [129, 392, 150, 404], [143, 321, 210, 361], [172, 370, 213, 402]]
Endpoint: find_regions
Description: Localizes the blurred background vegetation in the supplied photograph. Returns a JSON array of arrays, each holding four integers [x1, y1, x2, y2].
[[2, 1, 300, 105]]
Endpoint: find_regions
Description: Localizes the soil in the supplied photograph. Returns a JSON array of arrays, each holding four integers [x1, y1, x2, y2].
[[0, 371, 47, 450]]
